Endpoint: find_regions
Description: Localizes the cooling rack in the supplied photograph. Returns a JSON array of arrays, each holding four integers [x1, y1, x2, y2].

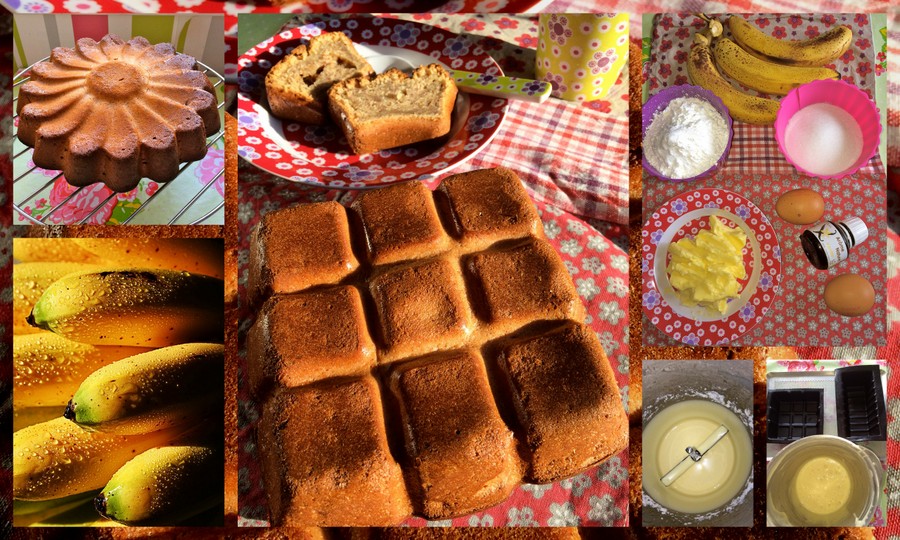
[[12, 59, 226, 226]]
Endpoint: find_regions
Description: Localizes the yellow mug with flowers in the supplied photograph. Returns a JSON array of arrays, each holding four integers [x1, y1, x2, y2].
[[536, 13, 629, 102]]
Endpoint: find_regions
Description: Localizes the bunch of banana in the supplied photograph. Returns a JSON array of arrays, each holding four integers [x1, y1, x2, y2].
[[687, 32, 782, 125], [11, 238, 225, 527], [688, 15, 853, 125]]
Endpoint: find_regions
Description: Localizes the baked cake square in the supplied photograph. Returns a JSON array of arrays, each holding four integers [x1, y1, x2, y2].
[[496, 322, 628, 483], [437, 167, 543, 251], [247, 286, 375, 395], [467, 238, 584, 336], [248, 202, 359, 301], [257, 377, 411, 526], [351, 181, 451, 266], [369, 257, 474, 363], [388, 350, 521, 518]]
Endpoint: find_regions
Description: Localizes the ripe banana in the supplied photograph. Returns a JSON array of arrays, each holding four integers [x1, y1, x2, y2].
[[28, 268, 224, 346], [728, 15, 852, 67], [14, 332, 152, 408], [688, 32, 781, 125], [14, 262, 105, 335], [13, 491, 97, 526], [95, 445, 221, 524], [73, 238, 225, 279], [14, 238, 110, 265], [13, 406, 61, 432], [713, 37, 840, 96], [13, 417, 187, 500], [65, 343, 224, 435]]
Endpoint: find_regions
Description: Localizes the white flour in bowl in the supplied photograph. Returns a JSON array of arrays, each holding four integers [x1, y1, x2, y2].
[[645, 97, 729, 179]]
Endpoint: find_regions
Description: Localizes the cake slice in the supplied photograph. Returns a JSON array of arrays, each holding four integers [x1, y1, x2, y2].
[[496, 321, 628, 483], [388, 350, 521, 518], [265, 32, 374, 124], [328, 64, 458, 155], [257, 377, 412, 526], [247, 286, 376, 396], [350, 180, 451, 266]]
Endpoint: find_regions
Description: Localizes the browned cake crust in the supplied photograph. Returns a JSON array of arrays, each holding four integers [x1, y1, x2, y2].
[[17, 34, 219, 192], [360, 529, 583, 539], [497, 321, 628, 483], [351, 180, 451, 265], [225, 112, 238, 307], [328, 64, 457, 155], [248, 286, 376, 395], [467, 238, 585, 338], [629, 39, 643, 224], [265, 32, 374, 124], [248, 201, 359, 303], [388, 349, 522, 518], [257, 377, 411, 526], [369, 256, 474, 363], [436, 167, 544, 251]]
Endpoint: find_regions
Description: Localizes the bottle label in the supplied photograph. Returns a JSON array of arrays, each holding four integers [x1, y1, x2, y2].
[[811, 222, 849, 267]]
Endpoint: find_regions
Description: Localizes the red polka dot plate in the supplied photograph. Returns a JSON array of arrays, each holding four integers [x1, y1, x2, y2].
[[237, 18, 508, 189], [641, 188, 783, 346]]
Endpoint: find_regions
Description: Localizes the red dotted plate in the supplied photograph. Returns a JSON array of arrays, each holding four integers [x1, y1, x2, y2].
[[237, 18, 508, 189], [641, 188, 783, 346]]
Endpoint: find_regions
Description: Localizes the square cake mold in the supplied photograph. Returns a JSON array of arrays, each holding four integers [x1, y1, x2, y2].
[[766, 389, 824, 443]]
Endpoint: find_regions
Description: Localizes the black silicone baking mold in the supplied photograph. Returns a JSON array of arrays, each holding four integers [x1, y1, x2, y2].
[[766, 389, 824, 443], [835, 365, 887, 442]]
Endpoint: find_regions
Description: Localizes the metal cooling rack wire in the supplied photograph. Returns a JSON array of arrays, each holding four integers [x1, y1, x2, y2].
[[12, 59, 227, 225]]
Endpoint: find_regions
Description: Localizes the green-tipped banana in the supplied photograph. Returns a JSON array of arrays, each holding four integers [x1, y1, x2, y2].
[[95, 445, 221, 525], [14, 332, 153, 408], [65, 343, 224, 435], [13, 417, 188, 500], [712, 37, 840, 96], [28, 268, 224, 346], [13, 262, 104, 335], [728, 15, 852, 67]]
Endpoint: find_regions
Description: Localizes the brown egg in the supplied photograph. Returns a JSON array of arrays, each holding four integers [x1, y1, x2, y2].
[[775, 188, 825, 225], [823, 274, 875, 317]]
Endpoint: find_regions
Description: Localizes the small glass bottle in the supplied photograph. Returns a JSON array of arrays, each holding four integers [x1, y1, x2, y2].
[[800, 217, 868, 270]]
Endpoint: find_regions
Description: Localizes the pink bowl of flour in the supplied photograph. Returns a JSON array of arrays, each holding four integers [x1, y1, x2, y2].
[[775, 79, 881, 179]]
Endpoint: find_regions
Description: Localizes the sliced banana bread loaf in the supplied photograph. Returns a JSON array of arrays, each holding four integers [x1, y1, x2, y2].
[[328, 64, 458, 154], [265, 32, 374, 124]]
